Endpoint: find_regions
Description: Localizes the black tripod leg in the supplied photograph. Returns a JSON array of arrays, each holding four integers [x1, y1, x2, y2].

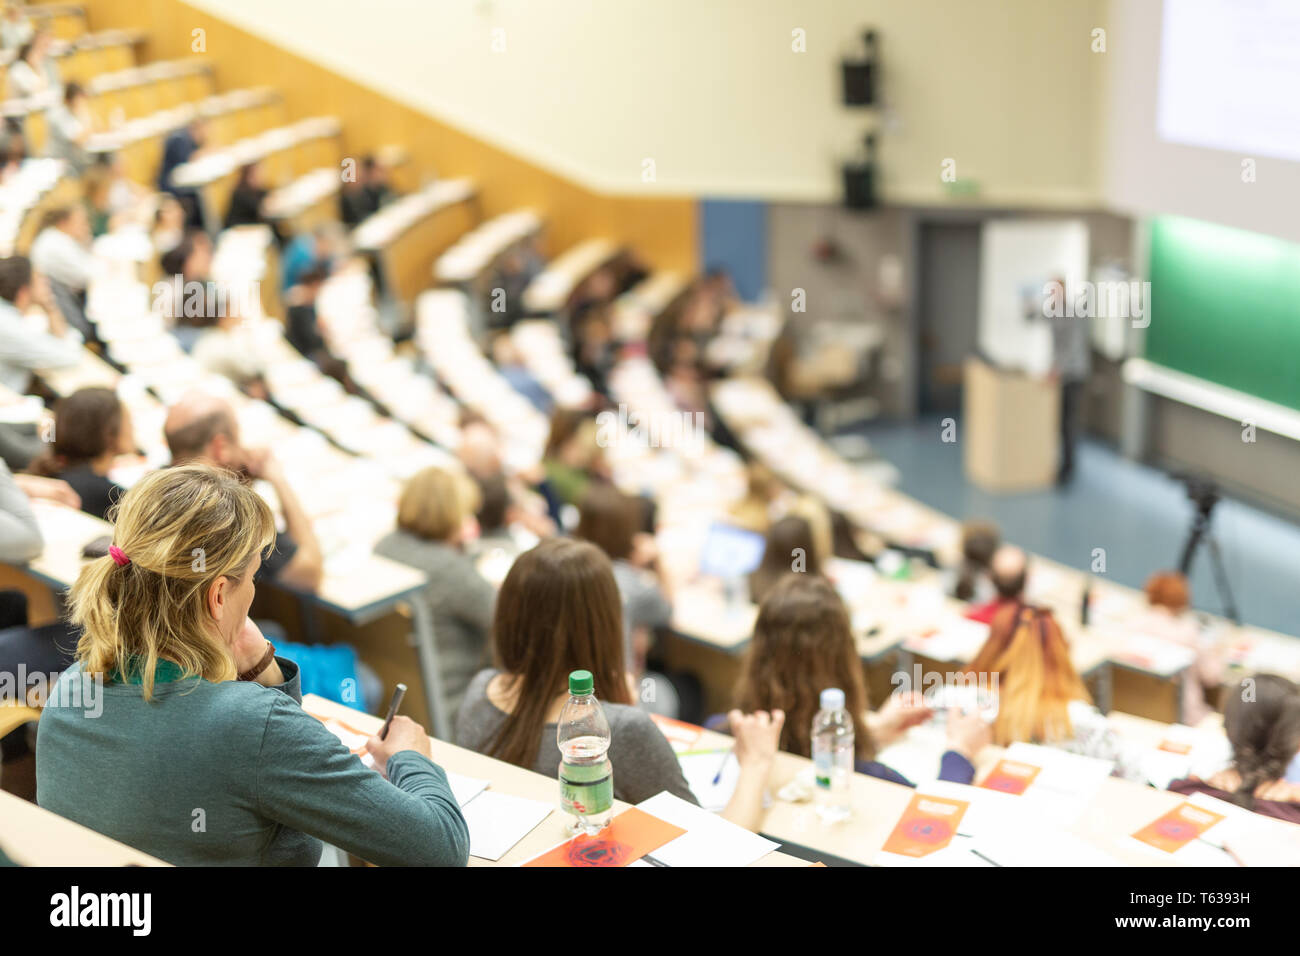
[[1204, 534, 1240, 624]]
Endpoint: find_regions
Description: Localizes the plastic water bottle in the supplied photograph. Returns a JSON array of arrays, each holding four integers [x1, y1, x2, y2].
[[557, 670, 614, 835], [811, 688, 853, 824]]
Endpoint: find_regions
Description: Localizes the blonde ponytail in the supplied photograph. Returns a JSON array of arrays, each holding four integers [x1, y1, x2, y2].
[[69, 464, 276, 700]]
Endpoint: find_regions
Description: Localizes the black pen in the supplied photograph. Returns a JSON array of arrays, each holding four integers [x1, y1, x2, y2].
[[379, 683, 407, 740]]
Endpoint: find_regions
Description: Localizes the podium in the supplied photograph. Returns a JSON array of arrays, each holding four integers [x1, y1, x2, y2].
[[963, 357, 1059, 492]]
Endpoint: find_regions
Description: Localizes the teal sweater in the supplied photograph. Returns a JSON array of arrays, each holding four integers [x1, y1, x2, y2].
[[36, 658, 469, 867]]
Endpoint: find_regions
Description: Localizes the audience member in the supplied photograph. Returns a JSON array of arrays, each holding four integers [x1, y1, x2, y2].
[[0, 255, 81, 393], [725, 574, 989, 785], [1131, 570, 1222, 724], [965, 544, 1027, 624], [164, 391, 323, 592], [748, 515, 821, 605], [224, 161, 270, 230], [575, 483, 671, 678], [157, 116, 209, 228], [953, 519, 1001, 602], [456, 538, 783, 830], [1168, 673, 1300, 823], [1, 4, 33, 51], [6, 29, 56, 100], [968, 603, 1141, 778], [42, 81, 93, 174], [35, 465, 469, 865], [26, 386, 133, 521], [374, 466, 495, 726]]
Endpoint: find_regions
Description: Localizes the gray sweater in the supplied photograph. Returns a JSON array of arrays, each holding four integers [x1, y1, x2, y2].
[[0, 461, 42, 563], [456, 668, 697, 806], [373, 530, 496, 726], [36, 658, 470, 867]]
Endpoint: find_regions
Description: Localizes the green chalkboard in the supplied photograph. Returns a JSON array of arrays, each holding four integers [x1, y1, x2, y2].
[[1146, 217, 1300, 411]]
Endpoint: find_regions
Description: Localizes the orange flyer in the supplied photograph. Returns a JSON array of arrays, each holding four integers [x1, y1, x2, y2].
[[1132, 801, 1225, 853], [649, 713, 704, 752], [523, 807, 686, 867], [881, 793, 969, 858], [979, 759, 1041, 795]]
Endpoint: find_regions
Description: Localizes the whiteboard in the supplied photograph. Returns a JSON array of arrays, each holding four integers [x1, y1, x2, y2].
[[977, 219, 1089, 376]]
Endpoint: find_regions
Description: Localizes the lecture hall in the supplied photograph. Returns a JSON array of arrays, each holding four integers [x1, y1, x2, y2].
[[0, 0, 1297, 923]]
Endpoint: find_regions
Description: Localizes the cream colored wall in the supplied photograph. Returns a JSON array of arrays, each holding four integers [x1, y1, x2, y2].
[[177, 0, 1105, 205]]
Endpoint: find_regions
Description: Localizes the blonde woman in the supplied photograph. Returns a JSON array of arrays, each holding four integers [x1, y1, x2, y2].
[[375, 466, 495, 726], [37, 465, 469, 866]]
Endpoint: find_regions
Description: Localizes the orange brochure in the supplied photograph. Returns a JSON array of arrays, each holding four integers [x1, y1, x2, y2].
[[881, 793, 969, 859], [1132, 801, 1225, 853], [979, 759, 1042, 795], [649, 713, 704, 752], [523, 807, 686, 867]]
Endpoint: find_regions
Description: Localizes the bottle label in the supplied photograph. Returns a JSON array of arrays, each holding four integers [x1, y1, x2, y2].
[[560, 761, 613, 817], [814, 751, 832, 790]]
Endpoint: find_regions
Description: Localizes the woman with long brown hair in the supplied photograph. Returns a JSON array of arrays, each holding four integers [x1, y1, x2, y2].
[[1169, 673, 1300, 822], [456, 537, 782, 829], [968, 603, 1142, 778], [728, 573, 987, 785], [574, 483, 671, 678], [748, 515, 821, 605]]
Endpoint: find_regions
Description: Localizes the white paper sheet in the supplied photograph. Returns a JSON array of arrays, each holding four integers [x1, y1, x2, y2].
[[637, 791, 778, 867], [678, 749, 739, 812], [462, 790, 553, 861]]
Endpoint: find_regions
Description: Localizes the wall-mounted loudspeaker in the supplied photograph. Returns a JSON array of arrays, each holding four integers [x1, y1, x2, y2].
[[841, 30, 878, 106], [842, 133, 877, 210]]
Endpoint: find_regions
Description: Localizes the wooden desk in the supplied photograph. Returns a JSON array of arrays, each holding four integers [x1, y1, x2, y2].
[[683, 723, 913, 866], [521, 237, 621, 315], [302, 695, 806, 867], [0, 791, 169, 867]]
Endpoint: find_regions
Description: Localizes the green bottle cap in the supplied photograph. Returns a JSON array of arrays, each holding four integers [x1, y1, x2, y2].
[[568, 670, 594, 695]]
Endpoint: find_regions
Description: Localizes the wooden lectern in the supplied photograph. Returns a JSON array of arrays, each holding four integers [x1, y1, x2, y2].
[[963, 357, 1059, 492]]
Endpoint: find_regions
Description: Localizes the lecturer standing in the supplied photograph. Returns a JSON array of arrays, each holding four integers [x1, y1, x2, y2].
[[1043, 279, 1092, 485]]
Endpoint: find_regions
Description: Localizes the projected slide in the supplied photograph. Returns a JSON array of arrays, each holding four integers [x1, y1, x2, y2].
[[1157, 0, 1300, 161]]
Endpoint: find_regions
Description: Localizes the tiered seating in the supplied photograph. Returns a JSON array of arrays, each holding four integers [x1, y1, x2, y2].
[[433, 208, 542, 285], [520, 236, 622, 315], [88, 87, 283, 186], [416, 290, 549, 470], [0, 157, 71, 256], [314, 268, 464, 450], [206, 227, 451, 471], [171, 116, 342, 228], [4, 58, 217, 167], [509, 319, 593, 409], [611, 270, 690, 342], [0, 28, 144, 80], [23, 2, 88, 40], [351, 178, 478, 305]]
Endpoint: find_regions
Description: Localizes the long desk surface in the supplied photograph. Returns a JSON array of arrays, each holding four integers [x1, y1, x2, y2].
[[303, 695, 807, 867], [684, 720, 1300, 867], [0, 790, 169, 867]]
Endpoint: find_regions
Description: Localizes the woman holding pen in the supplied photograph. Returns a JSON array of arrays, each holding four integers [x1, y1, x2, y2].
[[36, 465, 470, 867]]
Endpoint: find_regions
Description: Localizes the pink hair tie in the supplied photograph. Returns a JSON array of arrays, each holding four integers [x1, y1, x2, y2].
[[108, 546, 130, 567]]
